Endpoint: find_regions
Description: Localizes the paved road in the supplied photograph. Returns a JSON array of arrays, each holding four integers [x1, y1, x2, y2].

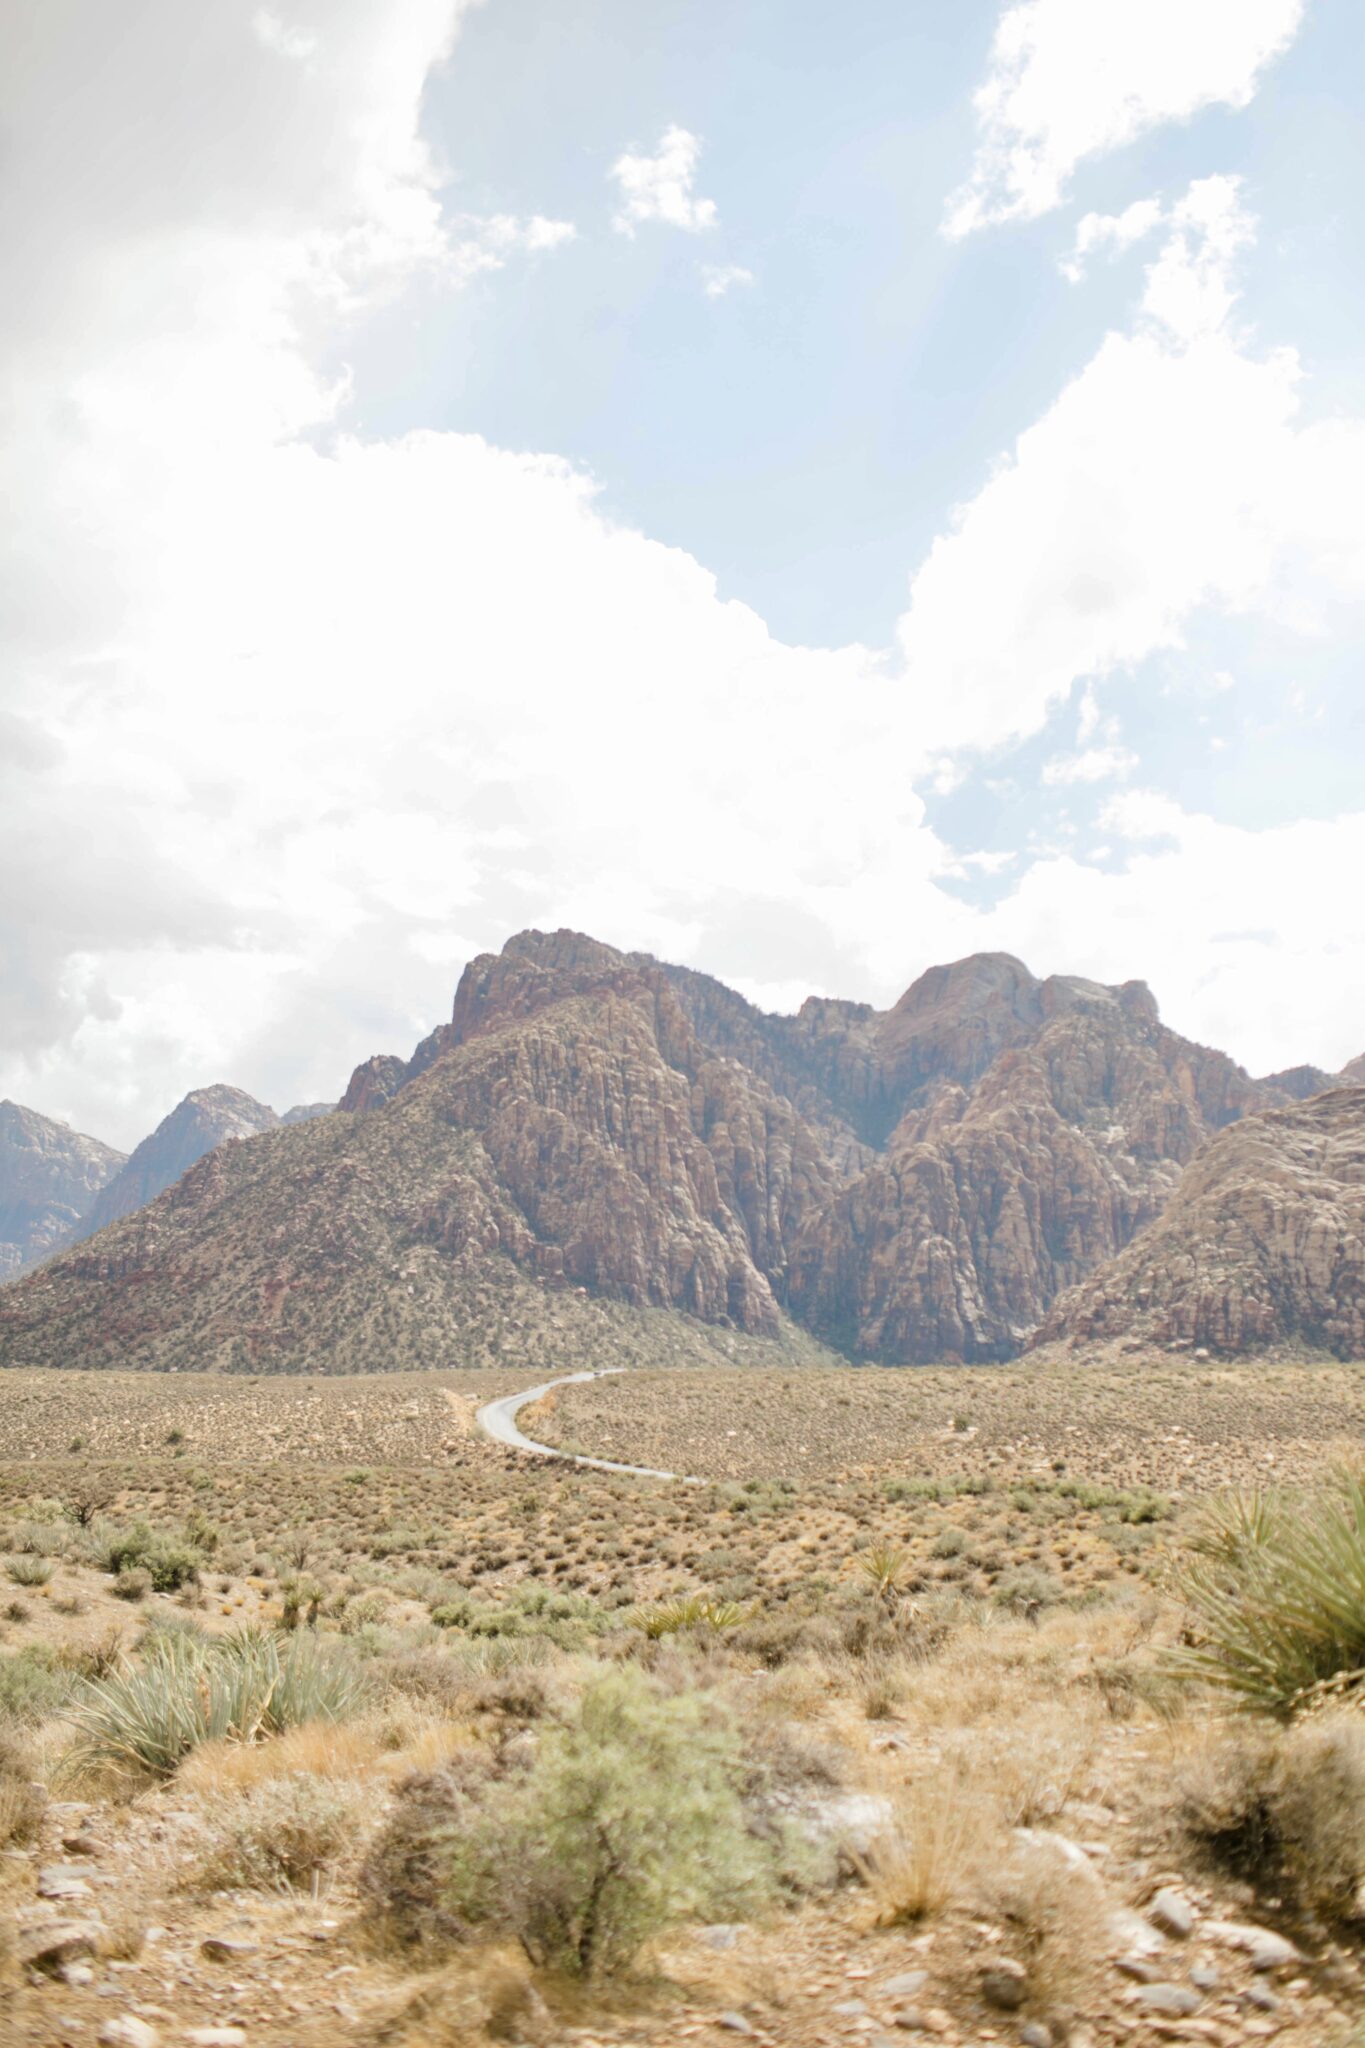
[[475, 1368, 698, 1482]]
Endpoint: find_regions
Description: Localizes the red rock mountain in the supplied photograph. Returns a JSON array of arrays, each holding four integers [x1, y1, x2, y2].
[[2, 928, 1339, 1371], [0, 1103, 125, 1281], [1039, 1086, 1365, 1358]]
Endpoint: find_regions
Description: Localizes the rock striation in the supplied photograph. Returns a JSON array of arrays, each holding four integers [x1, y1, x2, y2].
[[0, 1102, 124, 1280], [1039, 1086, 1365, 1358], [2, 929, 1349, 1367]]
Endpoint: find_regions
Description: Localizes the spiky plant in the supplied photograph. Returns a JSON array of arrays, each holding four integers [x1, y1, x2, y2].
[[1172, 1474, 1365, 1717], [63, 1627, 365, 1780], [858, 1541, 913, 1603]]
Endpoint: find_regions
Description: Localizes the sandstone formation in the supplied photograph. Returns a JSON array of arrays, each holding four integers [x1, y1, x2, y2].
[[0, 1103, 124, 1280], [5, 929, 1321, 1371], [1040, 1086, 1365, 1357], [71, 1085, 280, 1242]]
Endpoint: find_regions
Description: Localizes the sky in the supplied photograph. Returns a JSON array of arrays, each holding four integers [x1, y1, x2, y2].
[[3, 0, 1363, 1149]]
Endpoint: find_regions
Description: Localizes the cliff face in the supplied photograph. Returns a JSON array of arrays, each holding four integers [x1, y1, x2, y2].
[[1039, 1087, 1365, 1358], [2, 928, 1331, 1369], [783, 979, 1268, 1362], [0, 1103, 124, 1279], [73, 1086, 280, 1241]]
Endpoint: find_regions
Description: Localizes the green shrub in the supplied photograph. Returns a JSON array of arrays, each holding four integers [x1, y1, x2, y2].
[[366, 1666, 776, 1976], [1173, 1477, 1365, 1715], [92, 1521, 203, 1592], [6, 1556, 53, 1588], [0, 1646, 72, 1724], [64, 1628, 366, 1780]]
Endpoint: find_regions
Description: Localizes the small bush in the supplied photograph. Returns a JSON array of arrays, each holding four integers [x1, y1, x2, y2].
[[113, 1567, 152, 1602], [0, 1646, 72, 1724], [366, 1666, 775, 1976], [0, 1731, 45, 1846], [6, 1556, 53, 1588], [93, 1520, 204, 1592], [1178, 1715, 1365, 1917], [193, 1774, 365, 1892]]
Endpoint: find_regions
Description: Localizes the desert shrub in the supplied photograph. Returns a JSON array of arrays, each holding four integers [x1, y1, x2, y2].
[[1174, 1477, 1365, 1715], [362, 1749, 506, 1956], [0, 1645, 72, 1724], [92, 1520, 203, 1592], [860, 1766, 993, 1923], [976, 1834, 1109, 2013], [113, 1567, 152, 1602], [6, 1555, 53, 1587], [0, 1730, 44, 1846], [64, 1627, 366, 1779], [366, 1665, 775, 1976], [1177, 1715, 1365, 1916], [993, 1567, 1065, 1617], [193, 1774, 366, 1892]]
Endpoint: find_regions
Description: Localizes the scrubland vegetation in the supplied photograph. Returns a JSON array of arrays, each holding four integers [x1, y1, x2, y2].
[[2, 1361, 1365, 2046]]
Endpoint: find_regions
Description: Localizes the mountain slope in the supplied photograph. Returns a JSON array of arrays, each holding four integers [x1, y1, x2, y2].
[[1039, 1086, 1365, 1358], [72, 1085, 281, 1242], [0, 928, 1319, 1370], [0, 967, 834, 1372], [0, 1103, 125, 1280]]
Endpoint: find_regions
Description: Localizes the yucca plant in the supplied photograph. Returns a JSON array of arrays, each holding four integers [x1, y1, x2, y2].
[[64, 1627, 366, 1780], [1172, 1475, 1365, 1717], [633, 1594, 750, 1639], [858, 1542, 913, 1603]]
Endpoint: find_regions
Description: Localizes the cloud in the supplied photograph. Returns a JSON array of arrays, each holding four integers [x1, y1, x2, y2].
[[700, 263, 753, 299], [253, 10, 318, 61], [1060, 198, 1164, 282], [610, 125, 718, 236], [1040, 745, 1138, 785], [898, 176, 1365, 760], [945, 0, 1307, 237], [1, 1, 1358, 1152], [976, 794, 1365, 1076]]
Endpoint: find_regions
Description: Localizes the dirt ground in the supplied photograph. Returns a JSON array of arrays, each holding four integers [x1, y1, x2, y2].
[[2, 1356, 1363, 2048]]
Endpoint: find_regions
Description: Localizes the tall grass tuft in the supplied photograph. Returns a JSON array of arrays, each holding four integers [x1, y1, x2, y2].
[[64, 1627, 366, 1780], [1173, 1474, 1365, 1717]]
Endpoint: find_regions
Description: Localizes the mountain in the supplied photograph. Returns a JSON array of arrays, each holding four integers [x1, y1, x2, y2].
[[1342, 1053, 1365, 1084], [71, 1085, 281, 1242], [0, 928, 1314, 1372], [1038, 1086, 1365, 1358], [0, 1103, 125, 1281]]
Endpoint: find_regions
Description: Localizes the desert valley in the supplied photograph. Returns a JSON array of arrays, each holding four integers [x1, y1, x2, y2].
[[1, 932, 1364, 2048]]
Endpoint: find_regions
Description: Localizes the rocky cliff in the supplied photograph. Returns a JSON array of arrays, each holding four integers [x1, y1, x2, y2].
[[0, 1103, 124, 1280], [1039, 1086, 1365, 1357], [72, 1085, 280, 1242], [2, 928, 1339, 1369]]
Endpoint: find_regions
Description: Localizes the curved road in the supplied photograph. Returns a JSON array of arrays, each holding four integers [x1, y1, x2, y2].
[[475, 1368, 699, 1482]]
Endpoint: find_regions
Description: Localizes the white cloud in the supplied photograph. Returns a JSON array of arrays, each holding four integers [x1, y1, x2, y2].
[[610, 125, 718, 236], [977, 795, 1365, 1076], [253, 10, 318, 61], [700, 263, 753, 299], [1, 0, 1358, 1154], [945, 0, 1307, 237], [898, 176, 1365, 761], [1041, 745, 1138, 785], [1060, 197, 1164, 282]]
